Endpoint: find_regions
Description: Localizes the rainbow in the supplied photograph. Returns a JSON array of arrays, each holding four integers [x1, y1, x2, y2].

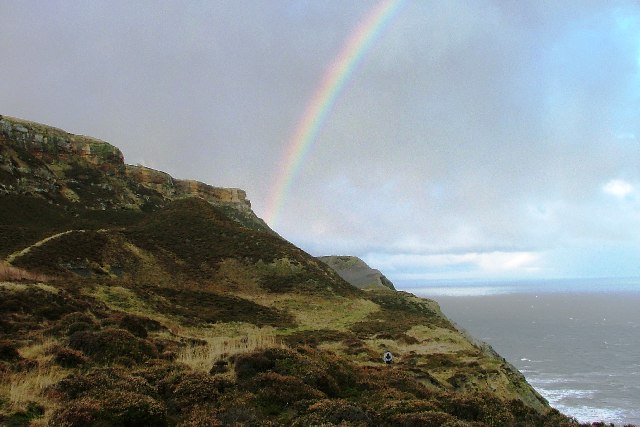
[[265, 0, 404, 227]]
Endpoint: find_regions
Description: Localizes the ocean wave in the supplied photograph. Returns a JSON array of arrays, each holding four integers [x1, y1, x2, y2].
[[552, 403, 629, 425], [536, 387, 596, 400]]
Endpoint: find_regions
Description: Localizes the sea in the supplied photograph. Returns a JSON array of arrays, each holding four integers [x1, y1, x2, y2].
[[408, 278, 640, 426]]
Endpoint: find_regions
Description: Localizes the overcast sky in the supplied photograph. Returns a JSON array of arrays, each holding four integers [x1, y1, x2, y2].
[[2, 0, 640, 285]]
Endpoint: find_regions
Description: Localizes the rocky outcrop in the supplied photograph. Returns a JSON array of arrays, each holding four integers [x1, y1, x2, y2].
[[0, 114, 268, 231], [125, 165, 252, 211], [0, 115, 124, 173], [175, 180, 249, 209], [318, 255, 396, 290]]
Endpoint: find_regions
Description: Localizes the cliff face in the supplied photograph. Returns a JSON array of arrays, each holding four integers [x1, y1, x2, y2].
[[0, 115, 266, 230], [319, 255, 396, 290], [0, 115, 124, 171]]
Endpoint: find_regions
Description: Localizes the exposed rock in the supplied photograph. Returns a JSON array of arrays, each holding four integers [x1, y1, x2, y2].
[[175, 179, 250, 210], [0, 115, 124, 173], [318, 255, 396, 290], [125, 165, 176, 197], [0, 114, 268, 231]]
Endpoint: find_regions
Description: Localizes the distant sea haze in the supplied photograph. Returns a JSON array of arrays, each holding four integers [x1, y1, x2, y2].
[[413, 278, 640, 426]]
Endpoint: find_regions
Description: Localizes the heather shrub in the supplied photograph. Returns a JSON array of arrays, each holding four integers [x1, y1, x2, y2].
[[356, 366, 434, 400], [50, 390, 167, 427], [68, 328, 157, 363], [153, 338, 184, 361], [235, 346, 357, 398], [51, 368, 156, 400], [103, 313, 162, 338], [378, 399, 441, 418], [293, 399, 371, 426], [440, 393, 515, 426], [0, 340, 21, 361], [159, 371, 223, 411], [50, 346, 89, 368], [116, 314, 149, 338], [1, 402, 45, 427], [66, 321, 97, 336], [58, 311, 96, 328], [287, 346, 358, 397], [132, 360, 187, 385], [177, 405, 223, 427], [391, 410, 469, 427], [213, 391, 261, 426], [252, 372, 324, 413], [49, 397, 102, 427], [234, 349, 279, 380], [283, 329, 356, 348]]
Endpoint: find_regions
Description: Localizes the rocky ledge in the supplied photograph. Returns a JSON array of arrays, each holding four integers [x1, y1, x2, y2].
[[0, 114, 264, 230]]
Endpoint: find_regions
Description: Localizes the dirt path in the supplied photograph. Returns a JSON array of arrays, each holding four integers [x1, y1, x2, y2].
[[5, 229, 107, 263]]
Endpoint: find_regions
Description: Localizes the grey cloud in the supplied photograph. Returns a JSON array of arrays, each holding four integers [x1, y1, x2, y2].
[[2, 0, 640, 279]]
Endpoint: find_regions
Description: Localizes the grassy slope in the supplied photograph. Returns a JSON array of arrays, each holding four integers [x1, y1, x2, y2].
[[0, 195, 582, 427], [0, 118, 582, 426]]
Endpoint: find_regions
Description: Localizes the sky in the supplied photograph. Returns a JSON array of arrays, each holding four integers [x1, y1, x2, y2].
[[2, 0, 640, 285]]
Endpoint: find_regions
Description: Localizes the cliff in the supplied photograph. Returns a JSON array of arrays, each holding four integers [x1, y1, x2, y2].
[[319, 255, 396, 290], [0, 114, 268, 232], [0, 115, 573, 426]]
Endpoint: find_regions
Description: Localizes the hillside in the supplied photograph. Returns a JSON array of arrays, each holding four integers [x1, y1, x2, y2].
[[0, 115, 578, 426], [319, 256, 396, 291]]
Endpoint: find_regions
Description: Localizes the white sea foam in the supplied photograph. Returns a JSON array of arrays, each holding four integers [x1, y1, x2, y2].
[[535, 387, 595, 400], [553, 403, 627, 425]]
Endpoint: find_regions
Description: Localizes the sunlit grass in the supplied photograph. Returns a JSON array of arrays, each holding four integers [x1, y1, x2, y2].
[[0, 365, 65, 425], [0, 281, 59, 294], [0, 261, 49, 282], [277, 296, 379, 332], [18, 336, 59, 362], [177, 327, 284, 373]]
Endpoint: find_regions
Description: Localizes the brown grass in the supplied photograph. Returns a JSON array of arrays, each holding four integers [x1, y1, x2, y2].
[[0, 365, 65, 424], [177, 327, 284, 373], [0, 261, 48, 282]]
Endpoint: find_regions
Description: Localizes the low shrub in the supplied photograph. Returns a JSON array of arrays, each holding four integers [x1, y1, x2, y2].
[[177, 406, 223, 427], [1, 402, 45, 427], [213, 392, 261, 426], [0, 340, 21, 361], [50, 368, 156, 400], [116, 314, 149, 338], [390, 410, 467, 427], [283, 329, 352, 348], [234, 349, 279, 380], [68, 328, 157, 363], [252, 372, 324, 412], [293, 399, 371, 426], [50, 346, 89, 368], [159, 371, 223, 412], [66, 321, 97, 336], [50, 391, 167, 427], [440, 393, 515, 426], [57, 311, 96, 327], [356, 366, 434, 400]]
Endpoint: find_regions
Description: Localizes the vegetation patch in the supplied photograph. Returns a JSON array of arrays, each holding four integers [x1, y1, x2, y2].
[[276, 295, 378, 332], [283, 329, 357, 348], [351, 291, 454, 340], [137, 286, 295, 327], [177, 329, 282, 373], [11, 230, 130, 277], [0, 284, 95, 337], [68, 328, 158, 364], [292, 399, 372, 426], [49, 390, 167, 427]]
